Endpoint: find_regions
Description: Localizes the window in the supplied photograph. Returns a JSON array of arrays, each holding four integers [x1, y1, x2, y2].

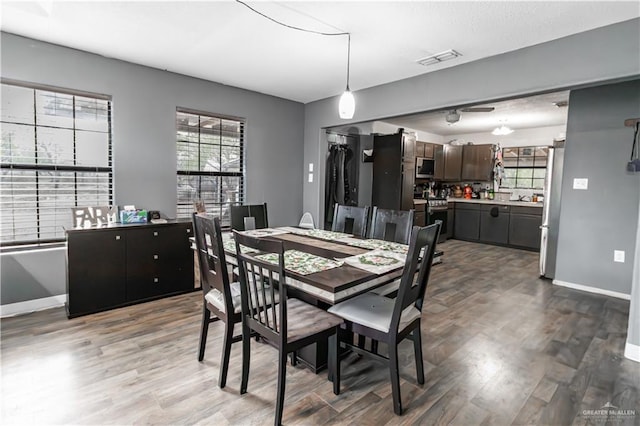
[[500, 146, 548, 190], [176, 108, 244, 226], [1, 81, 112, 245]]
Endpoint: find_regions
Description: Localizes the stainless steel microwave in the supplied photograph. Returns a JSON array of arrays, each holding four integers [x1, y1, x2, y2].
[[416, 157, 435, 179]]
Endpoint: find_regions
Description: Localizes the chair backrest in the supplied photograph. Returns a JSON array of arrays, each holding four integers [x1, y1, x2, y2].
[[230, 203, 268, 231], [192, 213, 233, 311], [298, 212, 315, 229], [331, 204, 370, 237], [233, 230, 287, 345], [391, 222, 441, 332], [368, 207, 415, 244]]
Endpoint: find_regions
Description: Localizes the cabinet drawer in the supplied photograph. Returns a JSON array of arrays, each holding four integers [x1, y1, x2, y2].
[[413, 202, 426, 212], [455, 202, 481, 211], [480, 204, 510, 213], [510, 206, 542, 216]]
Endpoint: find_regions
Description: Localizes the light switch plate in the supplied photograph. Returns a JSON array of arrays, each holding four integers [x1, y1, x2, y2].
[[573, 178, 588, 190], [614, 250, 625, 263], [308, 163, 314, 172], [307, 173, 313, 183]]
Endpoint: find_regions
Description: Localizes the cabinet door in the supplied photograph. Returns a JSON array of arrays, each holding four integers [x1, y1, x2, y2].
[[414, 211, 426, 227], [373, 133, 402, 209], [434, 145, 444, 180], [480, 205, 510, 244], [423, 143, 435, 159], [67, 230, 126, 317], [444, 145, 463, 181], [415, 142, 425, 157], [509, 214, 542, 250], [462, 145, 494, 181], [454, 206, 480, 241]]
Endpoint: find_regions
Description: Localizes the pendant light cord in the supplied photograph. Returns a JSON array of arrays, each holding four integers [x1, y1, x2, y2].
[[236, 0, 351, 91], [236, 0, 348, 37]]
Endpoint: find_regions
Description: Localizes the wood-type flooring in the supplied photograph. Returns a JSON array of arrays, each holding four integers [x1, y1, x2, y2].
[[2, 240, 638, 425]]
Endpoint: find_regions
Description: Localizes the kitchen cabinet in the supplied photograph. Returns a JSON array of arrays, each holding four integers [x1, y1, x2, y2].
[[443, 145, 463, 181], [416, 141, 435, 159], [479, 204, 510, 244], [454, 203, 480, 241], [434, 145, 444, 180], [373, 131, 415, 211], [66, 221, 195, 318], [462, 144, 495, 181], [509, 206, 542, 250], [413, 202, 426, 227]]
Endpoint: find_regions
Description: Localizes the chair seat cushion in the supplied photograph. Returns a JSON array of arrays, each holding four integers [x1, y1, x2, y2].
[[260, 298, 343, 343], [205, 281, 279, 314], [327, 292, 420, 333]]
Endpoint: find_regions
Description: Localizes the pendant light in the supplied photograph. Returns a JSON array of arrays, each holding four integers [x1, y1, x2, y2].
[[339, 34, 355, 119]]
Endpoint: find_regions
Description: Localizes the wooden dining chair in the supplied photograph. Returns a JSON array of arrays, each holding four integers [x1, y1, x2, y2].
[[230, 203, 268, 231], [233, 231, 343, 426], [331, 204, 370, 237], [368, 207, 415, 244], [328, 222, 441, 416], [192, 213, 243, 388]]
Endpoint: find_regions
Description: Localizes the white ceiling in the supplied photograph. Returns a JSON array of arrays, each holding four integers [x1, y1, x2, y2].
[[383, 90, 570, 136], [2, 1, 639, 104]]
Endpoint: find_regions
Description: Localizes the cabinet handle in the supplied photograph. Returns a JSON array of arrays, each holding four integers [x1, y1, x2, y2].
[[153, 231, 159, 237], [186, 228, 191, 233], [153, 254, 159, 260], [154, 277, 159, 283], [115, 235, 121, 240]]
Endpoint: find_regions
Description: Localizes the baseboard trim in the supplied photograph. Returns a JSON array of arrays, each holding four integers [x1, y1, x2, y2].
[[0, 294, 66, 318], [552, 279, 631, 300], [625, 342, 640, 363]]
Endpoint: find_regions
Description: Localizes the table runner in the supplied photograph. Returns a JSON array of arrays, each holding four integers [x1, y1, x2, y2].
[[255, 250, 344, 275], [339, 237, 409, 254], [288, 228, 353, 242]]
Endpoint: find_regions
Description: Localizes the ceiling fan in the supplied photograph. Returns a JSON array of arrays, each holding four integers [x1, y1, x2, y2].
[[445, 106, 495, 124]]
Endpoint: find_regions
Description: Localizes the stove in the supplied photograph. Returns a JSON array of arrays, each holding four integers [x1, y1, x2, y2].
[[427, 198, 448, 211]]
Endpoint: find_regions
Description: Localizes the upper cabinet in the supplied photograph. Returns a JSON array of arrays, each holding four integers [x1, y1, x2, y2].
[[416, 141, 435, 159], [461, 144, 495, 181], [443, 145, 463, 181]]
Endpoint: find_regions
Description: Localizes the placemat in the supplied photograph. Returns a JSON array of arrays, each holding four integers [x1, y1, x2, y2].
[[255, 250, 344, 275], [342, 249, 407, 275], [222, 239, 258, 254]]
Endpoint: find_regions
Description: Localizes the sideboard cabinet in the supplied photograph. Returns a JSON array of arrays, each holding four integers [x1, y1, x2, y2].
[[66, 220, 195, 318]]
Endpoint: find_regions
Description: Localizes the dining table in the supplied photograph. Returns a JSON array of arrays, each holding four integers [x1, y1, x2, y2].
[[221, 226, 442, 373]]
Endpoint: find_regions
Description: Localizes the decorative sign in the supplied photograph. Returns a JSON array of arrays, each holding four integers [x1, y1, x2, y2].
[[72, 206, 113, 228]]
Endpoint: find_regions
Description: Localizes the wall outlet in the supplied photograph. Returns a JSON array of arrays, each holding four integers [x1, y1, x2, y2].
[[573, 178, 588, 190], [614, 250, 625, 263]]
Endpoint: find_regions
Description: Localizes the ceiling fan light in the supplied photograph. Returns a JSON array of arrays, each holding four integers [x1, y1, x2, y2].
[[492, 125, 514, 136], [339, 89, 355, 119]]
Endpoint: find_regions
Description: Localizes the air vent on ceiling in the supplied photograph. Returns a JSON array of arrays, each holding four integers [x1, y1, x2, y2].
[[416, 49, 462, 67]]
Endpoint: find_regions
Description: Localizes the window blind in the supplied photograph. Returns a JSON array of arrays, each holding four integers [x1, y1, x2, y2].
[[176, 108, 245, 226], [1, 82, 112, 245]]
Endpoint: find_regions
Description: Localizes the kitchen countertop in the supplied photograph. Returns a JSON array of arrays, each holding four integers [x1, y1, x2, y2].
[[413, 198, 543, 207]]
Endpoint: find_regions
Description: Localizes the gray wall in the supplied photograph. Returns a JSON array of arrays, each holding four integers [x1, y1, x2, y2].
[[1, 32, 304, 306], [628, 190, 640, 351], [555, 80, 640, 295]]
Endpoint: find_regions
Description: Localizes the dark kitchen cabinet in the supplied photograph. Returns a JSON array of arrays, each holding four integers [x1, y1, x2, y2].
[[480, 204, 510, 244], [66, 229, 127, 317], [373, 131, 415, 211], [462, 144, 495, 181], [434, 145, 444, 180], [509, 206, 542, 250], [413, 202, 426, 226], [66, 221, 195, 318], [415, 141, 425, 157], [443, 145, 463, 181], [424, 143, 435, 159], [454, 203, 480, 241]]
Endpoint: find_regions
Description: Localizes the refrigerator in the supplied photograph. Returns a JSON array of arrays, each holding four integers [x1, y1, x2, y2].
[[539, 139, 565, 278]]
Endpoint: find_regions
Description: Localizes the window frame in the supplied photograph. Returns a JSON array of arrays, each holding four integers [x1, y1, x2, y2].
[[499, 146, 548, 190], [1, 79, 113, 247], [175, 107, 245, 227]]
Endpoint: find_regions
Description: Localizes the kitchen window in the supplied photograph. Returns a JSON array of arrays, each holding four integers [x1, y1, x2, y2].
[[500, 146, 548, 190], [1, 81, 112, 246], [176, 108, 244, 226]]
